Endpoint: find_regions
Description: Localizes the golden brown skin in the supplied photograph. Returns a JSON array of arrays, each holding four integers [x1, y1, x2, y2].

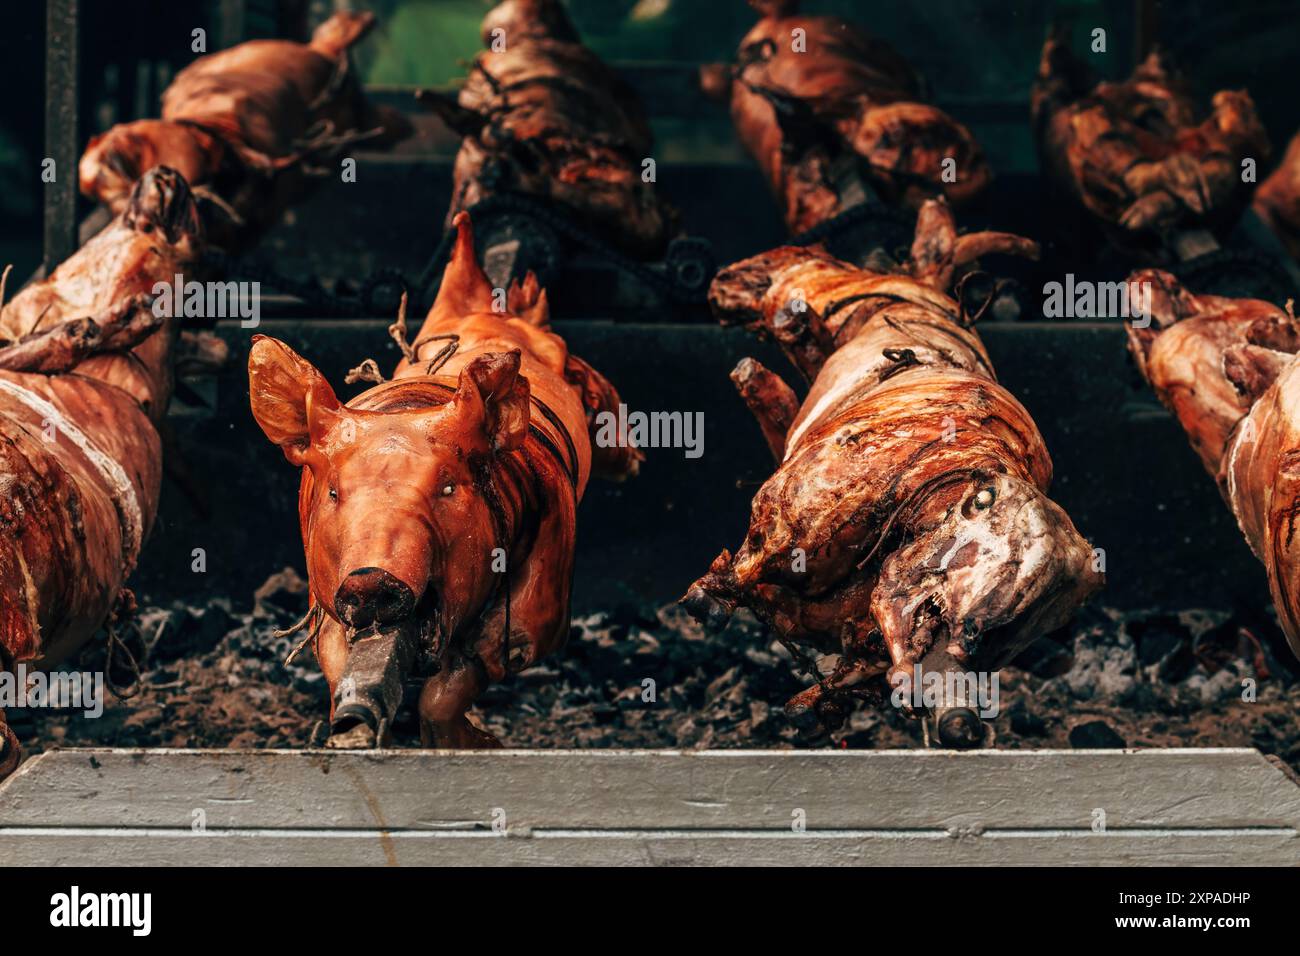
[[1032, 29, 1268, 252], [249, 213, 639, 747], [1254, 130, 1300, 262], [0, 168, 203, 777], [703, 0, 991, 234], [79, 12, 410, 251], [684, 200, 1102, 730], [423, 0, 676, 257], [1124, 270, 1300, 660]]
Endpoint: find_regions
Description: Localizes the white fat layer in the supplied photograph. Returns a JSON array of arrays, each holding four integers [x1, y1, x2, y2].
[[0, 377, 143, 571], [785, 342, 895, 456]]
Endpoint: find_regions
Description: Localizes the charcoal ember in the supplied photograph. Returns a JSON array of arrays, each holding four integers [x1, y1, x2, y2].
[[253, 566, 309, 619], [1143, 635, 1194, 681], [518, 664, 561, 685], [704, 666, 741, 703], [150, 601, 235, 662], [609, 599, 661, 633], [1125, 681, 1164, 714], [293, 671, 326, 696], [1007, 699, 1047, 737], [14, 589, 1300, 773], [1061, 632, 1136, 700], [1068, 720, 1127, 749], [1185, 665, 1251, 705], [1013, 637, 1074, 678]]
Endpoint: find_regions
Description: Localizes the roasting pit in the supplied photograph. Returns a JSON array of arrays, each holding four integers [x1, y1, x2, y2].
[[7, 14, 1300, 865], [3, 313, 1300, 864]]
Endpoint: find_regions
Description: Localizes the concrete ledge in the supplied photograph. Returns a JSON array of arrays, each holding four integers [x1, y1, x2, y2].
[[2, 748, 1296, 865]]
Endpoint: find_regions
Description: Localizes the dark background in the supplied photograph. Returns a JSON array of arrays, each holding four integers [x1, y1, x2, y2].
[[5, 0, 1300, 278]]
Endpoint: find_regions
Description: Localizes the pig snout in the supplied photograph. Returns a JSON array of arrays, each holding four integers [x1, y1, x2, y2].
[[334, 567, 418, 629]]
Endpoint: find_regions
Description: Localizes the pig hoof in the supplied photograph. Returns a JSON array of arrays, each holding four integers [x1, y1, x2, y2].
[[0, 727, 20, 780], [934, 708, 985, 749], [680, 586, 732, 633], [783, 694, 823, 734]]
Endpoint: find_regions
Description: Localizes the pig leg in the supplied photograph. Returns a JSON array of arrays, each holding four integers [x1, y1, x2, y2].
[[418, 654, 501, 748], [472, 489, 578, 678], [315, 615, 350, 713], [0, 708, 19, 780], [731, 357, 798, 463], [422, 490, 577, 747]]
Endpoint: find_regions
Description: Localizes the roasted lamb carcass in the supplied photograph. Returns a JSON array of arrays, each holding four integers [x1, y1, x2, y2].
[[248, 212, 640, 749], [1032, 28, 1268, 258], [0, 167, 204, 779], [699, 0, 991, 235], [1125, 270, 1300, 660], [419, 0, 676, 258], [683, 200, 1102, 745], [1254, 130, 1300, 263], [79, 11, 409, 251]]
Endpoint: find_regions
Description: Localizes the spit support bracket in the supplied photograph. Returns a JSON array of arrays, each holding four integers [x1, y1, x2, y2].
[[44, 0, 80, 273]]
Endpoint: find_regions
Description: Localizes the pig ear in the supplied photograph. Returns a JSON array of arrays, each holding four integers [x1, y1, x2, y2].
[[446, 350, 531, 453], [248, 335, 340, 460], [426, 212, 496, 325]]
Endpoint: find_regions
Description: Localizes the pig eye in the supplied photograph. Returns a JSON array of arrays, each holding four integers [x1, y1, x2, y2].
[[328, 486, 338, 502], [972, 487, 995, 510], [441, 483, 455, 497]]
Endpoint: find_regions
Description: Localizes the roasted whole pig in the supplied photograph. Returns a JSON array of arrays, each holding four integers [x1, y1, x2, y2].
[[421, 0, 676, 257], [79, 11, 409, 251], [1125, 269, 1300, 660], [1032, 28, 1268, 256], [1254, 130, 1300, 263], [249, 212, 640, 748], [699, 0, 991, 234], [0, 167, 204, 778], [682, 200, 1102, 744]]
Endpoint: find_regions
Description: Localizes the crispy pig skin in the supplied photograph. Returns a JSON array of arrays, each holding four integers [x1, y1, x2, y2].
[[685, 200, 1102, 719], [248, 213, 640, 746], [711, 0, 990, 233], [1032, 29, 1268, 249], [0, 167, 202, 672], [79, 12, 409, 250], [1124, 270, 1300, 658], [1254, 130, 1300, 262], [435, 0, 675, 256]]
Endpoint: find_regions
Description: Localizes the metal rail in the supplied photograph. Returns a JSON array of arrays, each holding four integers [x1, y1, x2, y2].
[[43, 0, 79, 273]]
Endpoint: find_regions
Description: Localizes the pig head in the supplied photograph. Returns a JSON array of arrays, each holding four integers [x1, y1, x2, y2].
[[250, 342, 553, 748], [251, 341, 529, 641], [249, 211, 634, 749]]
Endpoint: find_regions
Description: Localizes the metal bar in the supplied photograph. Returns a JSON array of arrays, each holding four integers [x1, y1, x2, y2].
[[218, 0, 246, 51], [1134, 0, 1159, 64], [43, 0, 79, 273]]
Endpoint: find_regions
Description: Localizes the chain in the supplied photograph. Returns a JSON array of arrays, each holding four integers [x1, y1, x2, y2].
[[787, 200, 917, 253], [204, 192, 711, 317]]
